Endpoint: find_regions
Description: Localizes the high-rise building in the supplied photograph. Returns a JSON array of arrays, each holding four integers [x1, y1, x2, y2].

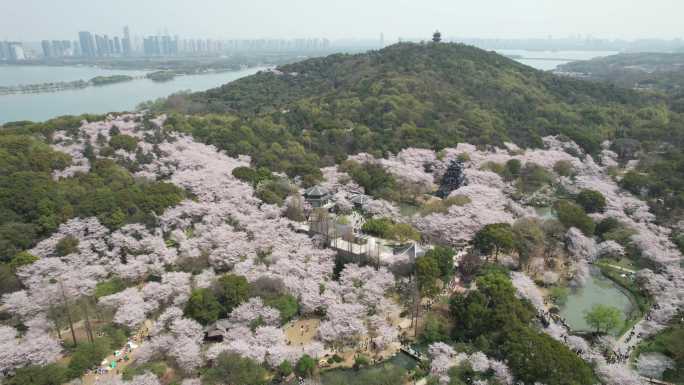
[[79, 31, 96, 57], [72, 40, 81, 56], [0, 41, 9, 60], [41, 40, 53, 58], [51, 40, 65, 57], [113, 37, 121, 54], [7, 42, 25, 61], [122, 26, 132, 56]]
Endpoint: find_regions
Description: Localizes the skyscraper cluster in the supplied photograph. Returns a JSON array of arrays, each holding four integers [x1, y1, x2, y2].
[[41, 40, 79, 58], [32, 27, 336, 60], [143, 35, 179, 56], [78, 28, 133, 58], [0, 41, 26, 61]]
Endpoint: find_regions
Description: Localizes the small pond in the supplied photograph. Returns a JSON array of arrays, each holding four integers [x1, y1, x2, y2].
[[559, 267, 635, 335], [320, 352, 417, 384], [534, 206, 557, 220], [399, 202, 421, 217]]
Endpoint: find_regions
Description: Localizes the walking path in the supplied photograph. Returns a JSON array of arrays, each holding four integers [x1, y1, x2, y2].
[[596, 262, 637, 274], [80, 320, 152, 385]]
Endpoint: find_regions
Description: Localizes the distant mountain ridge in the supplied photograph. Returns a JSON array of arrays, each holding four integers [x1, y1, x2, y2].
[[558, 52, 684, 103]]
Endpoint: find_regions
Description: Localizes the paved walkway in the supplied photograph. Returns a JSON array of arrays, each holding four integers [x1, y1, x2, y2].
[[597, 262, 637, 274]]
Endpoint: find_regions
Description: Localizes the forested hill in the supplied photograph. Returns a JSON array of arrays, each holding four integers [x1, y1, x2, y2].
[[159, 42, 676, 155], [558, 52, 684, 104]]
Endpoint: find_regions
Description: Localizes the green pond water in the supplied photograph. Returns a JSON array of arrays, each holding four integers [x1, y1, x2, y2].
[[534, 206, 557, 220], [320, 352, 417, 384], [559, 267, 635, 335], [399, 202, 420, 217]]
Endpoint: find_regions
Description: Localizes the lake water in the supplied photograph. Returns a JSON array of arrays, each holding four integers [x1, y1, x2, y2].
[[0, 66, 262, 124], [559, 267, 634, 335], [497, 50, 618, 71], [0, 49, 615, 124], [0, 65, 147, 87]]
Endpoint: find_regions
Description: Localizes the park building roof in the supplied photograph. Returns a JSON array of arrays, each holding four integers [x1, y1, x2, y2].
[[304, 186, 330, 198]]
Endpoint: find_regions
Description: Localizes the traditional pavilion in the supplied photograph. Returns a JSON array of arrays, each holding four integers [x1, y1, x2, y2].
[[304, 185, 331, 208]]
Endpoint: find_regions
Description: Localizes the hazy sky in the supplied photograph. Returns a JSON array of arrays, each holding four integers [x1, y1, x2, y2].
[[2, 0, 682, 41]]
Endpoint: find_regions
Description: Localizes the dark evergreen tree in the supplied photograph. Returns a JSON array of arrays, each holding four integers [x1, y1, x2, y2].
[[436, 160, 465, 198]]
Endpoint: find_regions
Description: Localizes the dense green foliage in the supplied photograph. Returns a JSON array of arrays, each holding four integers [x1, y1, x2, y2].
[[0, 129, 184, 263], [416, 254, 441, 297], [264, 294, 299, 324], [108, 134, 139, 152], [449, 270, 596, 385], [584, 304, 622, 334], [215, 274, 251, 316], [149, 43, 682, 188], [554, 200, 595, 235], [473, 223, 515, 259], [361, 218, 420, 242], [94, 277, 127, 299], [421, 313, 451, 344], [295, 354, 317, 377], [340, 160, 397, 200], [3, 364, 68, 385], [55, 235, 79, 257], [575, 189, 607, 213], [122, 361, 167, 381], [202, 352, 269, 385], [423, 245, 456, 280], [184, 288, 223, 325], [67, 338, 111, 378]]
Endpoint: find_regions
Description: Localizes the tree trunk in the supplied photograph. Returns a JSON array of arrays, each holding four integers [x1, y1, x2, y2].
[[82, 300, 95, 343], [59, 281, 77, 346], [48, 305, 62, 340]]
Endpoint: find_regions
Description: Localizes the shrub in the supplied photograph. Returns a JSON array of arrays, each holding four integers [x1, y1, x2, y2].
[[122, 361, 166, 381], [295, 354, 317, 377], [277, 360, 293, 377], [202, 352, 269, 385], [5, 364, 68, 385], [361, 218, 394, 238], [67, 338, 111, 378], [184, 288, 222, 325], [518, 163, 553, 192], [55, 235, 79, 257], [575, 189, 607, 213], [94, 277, 126, 299], [553, 160, 575, 177], [421, 313, 450, 344], [555, 200, 595, 235], [264, 294, 299, 324], [9, 251, 38, 271], [505, 159, 522, 179], [620, 171, 651, 196], [108, 134, 139, 152]]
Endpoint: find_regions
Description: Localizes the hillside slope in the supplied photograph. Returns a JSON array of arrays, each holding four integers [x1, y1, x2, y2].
[[153, 43, 682, 223], [167, 43, 672, 153]]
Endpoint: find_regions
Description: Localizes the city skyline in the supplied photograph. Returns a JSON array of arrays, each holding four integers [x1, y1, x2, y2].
[[1, 0, 683, 42]]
